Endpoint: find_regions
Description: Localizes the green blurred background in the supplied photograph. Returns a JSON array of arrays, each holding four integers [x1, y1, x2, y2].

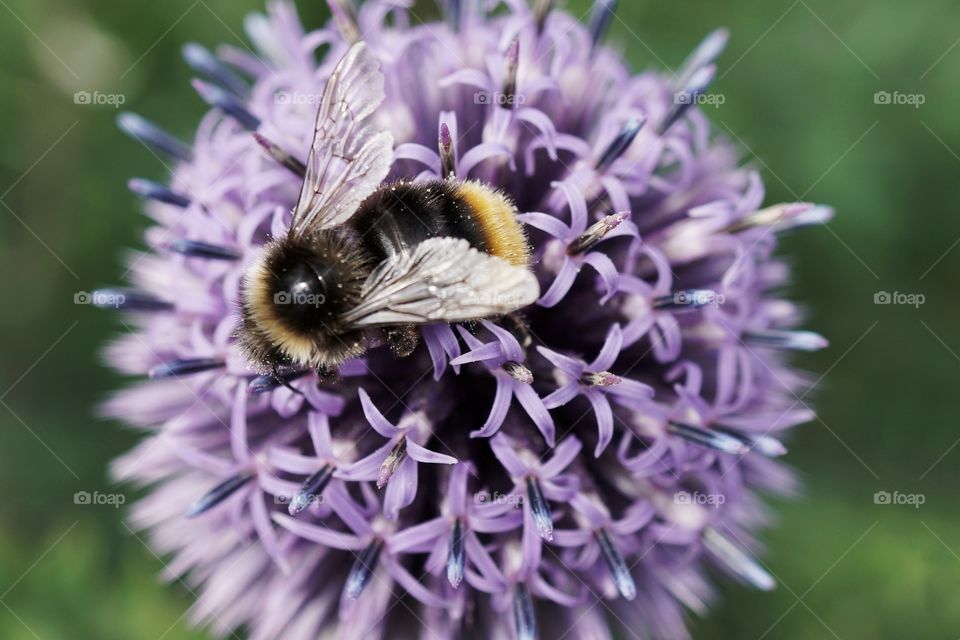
[[0, 0, 957, 637]]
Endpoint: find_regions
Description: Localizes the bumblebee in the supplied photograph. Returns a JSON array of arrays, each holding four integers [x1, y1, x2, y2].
[[238, 43, 538, 375]]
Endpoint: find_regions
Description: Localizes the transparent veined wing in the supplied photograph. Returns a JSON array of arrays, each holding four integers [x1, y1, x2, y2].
[[289, 42, 394, 236], [342, 238, 540, 327]]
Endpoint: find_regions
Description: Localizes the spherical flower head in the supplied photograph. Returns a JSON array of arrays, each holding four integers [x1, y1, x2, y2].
[[101, 1, 831, 638]]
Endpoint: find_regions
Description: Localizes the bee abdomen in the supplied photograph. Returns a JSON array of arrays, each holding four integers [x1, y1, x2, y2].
[[450, 180, 530, 267], [351, 180, 529, 266]]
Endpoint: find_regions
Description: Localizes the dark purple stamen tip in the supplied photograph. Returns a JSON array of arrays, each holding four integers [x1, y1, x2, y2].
[[503, 361, 533, 384], [447, 518, 466, 588], [345, 539, 383, 599], [192, 79, 261, 131], [148, 358, 225, 379], [566, 211, 629, 255], [703, 527, 775, 591], [661, 64, 716, 134], [727, 203, 835, 233], [525, 477, 553, 541], [513, 582, 537, 640], [117, 113, 192, 162], [588, 0, 618, 47], [327, 0, 360, 44], [501, 37, 520, 108], [745, 329, 828, 352], [248, 368, 309, 394], [654, 289, 721, 310], [581, 371, 620, 387], [596, 118, 645, 172], [182, 42, 249, 97], [377, 437, 407, 489], [675, 28, 729, 90], [128, 178, 191, 208], [439, 123, 456, 178], [90, 288, 173, 312], [166, 239, 242, 261], [596, 528, 636, 600], [253, 133, 307, 177], [442, 0, 462, 30], [533, 0, 553, 33], [667, 422, 750, 455], [185, 473, 252, 518], [289, 464, 335, 516], [716, 426, 787, 457]]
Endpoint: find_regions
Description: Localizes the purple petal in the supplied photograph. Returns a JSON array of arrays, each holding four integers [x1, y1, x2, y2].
[[582, 252, 620, 304], [538, 257, 578, 308], [488, 433, 528, 478], [551, 180, 589, 236], [393, 143, 441, 174], [272, 513, 365, 550], [517, 212, 571, 240], [448, 462, 473, 517], [388, 516, 447, 553], [539, 437, 583, 478], [481, 320, 524, 362], [585, 390, 614, 457], [513, 382, 556, 447], [307, 412, 333, 458], [384, 557, 447, 607], [541, 382, 579, 410], [590, 323, 623, 371], [406, 439, 458, 465], [450, 341, 503, 366], [471, 377, 512, 439], [358, 388, 403, 438], [383, 456, 418, 520], [336, 440, 394, 482]]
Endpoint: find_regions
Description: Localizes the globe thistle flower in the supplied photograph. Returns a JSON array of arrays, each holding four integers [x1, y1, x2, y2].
[[99, 0, 831, 638]]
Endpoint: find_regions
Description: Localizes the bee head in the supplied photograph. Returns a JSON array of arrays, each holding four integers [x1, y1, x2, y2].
[[238, 231, 371, 372]]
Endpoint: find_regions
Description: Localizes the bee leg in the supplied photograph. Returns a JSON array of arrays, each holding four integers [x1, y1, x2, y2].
[[272, 363, 304, 395], [315, 365, 341, 386], [385, 325, 420, 358]]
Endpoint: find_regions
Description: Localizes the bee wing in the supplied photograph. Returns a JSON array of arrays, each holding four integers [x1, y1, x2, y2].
[[341, 238, 540, 327], [289, 42, 394, 236]]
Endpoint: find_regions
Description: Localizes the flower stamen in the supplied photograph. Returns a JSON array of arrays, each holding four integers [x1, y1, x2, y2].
[[128, 178, 191, 208], [117, 113, 192, 161], [185, 473, 252, 518]]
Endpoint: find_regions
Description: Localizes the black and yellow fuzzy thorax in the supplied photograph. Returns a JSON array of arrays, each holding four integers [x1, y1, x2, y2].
[[238, 230, 372, 371]]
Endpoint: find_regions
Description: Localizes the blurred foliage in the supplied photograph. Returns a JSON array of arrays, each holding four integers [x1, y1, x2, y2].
[[0, 0, 957, 638]]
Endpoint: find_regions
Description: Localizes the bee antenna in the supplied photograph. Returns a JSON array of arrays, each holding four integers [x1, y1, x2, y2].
[[271, 364, 304, 396]]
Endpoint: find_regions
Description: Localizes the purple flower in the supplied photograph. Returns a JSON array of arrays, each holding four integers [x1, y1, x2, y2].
[[450, 320, 556, 445], [538, 323, 654, 456], [102, 1, 831, 638], [337, 388, 457, 519]]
